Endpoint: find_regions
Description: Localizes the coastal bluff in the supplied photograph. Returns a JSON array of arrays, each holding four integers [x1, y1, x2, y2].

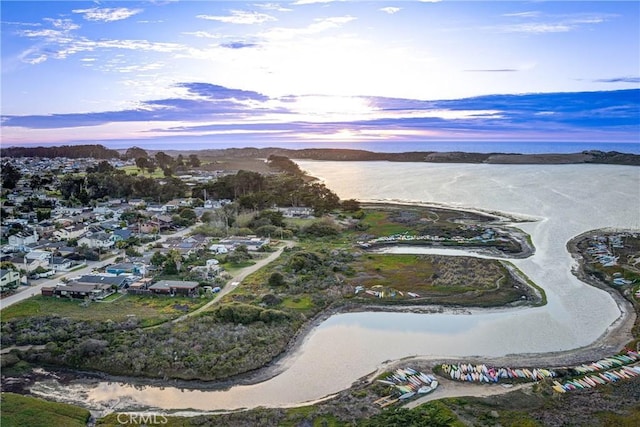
[[163, 148, 640, 166]]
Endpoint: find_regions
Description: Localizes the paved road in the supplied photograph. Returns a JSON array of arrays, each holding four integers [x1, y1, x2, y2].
[[0, 257, 118, 310], [172, 240, 294, 323]]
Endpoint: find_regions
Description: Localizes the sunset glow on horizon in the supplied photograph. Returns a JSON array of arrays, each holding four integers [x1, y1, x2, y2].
[[1, 1, 638, 149]]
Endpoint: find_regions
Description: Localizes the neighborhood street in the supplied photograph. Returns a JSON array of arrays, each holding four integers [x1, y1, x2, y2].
[[0, 257, 117, 310], [0, 224, 199, 311]]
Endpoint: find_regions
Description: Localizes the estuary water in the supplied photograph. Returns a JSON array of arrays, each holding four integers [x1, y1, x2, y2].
[[29, 162, 640, 412]]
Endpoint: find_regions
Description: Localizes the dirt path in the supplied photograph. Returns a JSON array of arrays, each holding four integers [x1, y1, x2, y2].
[[171, 240, 294, 322]]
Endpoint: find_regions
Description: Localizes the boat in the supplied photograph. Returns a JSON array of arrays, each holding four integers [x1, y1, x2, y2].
[[398, 392, 415, 400], [417, 386, 434, 394]]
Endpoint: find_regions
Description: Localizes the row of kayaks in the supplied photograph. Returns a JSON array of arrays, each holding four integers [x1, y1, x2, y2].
[[570, 350, 640, 375], [553, 364, 640, 393], [377, 367, 439, 399], [440, 363, 556, 383]]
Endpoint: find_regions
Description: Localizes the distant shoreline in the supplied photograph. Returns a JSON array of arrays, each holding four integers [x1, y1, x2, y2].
[[2, 144, 639, 166], [132, 147, 640, 166]]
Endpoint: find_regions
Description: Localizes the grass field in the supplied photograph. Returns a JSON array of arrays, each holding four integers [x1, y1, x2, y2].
[[1, 393, 90, 427], [350, 254, 530, 306], [356, 205, 493, 239], [0, 294, 208, 327], [118, 165, 165, 178]]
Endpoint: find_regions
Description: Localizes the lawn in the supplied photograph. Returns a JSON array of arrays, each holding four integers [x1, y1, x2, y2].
[[0, 294, 208, 326], [118, 165, 165, 178], [1, 393, 90, 427], [281, 295, 314, 311], [359, 211, 408, 236]]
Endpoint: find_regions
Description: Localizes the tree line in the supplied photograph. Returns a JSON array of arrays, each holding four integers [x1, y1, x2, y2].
[[1, 144, 120, 159]]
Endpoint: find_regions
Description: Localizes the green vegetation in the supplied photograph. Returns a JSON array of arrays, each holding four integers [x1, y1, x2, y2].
[[0, 294, 207, 326], [359, 402, 463, 427], [349, 254, 538, 306], [118, 164, 165, 178], [0, 393, 90, 427]]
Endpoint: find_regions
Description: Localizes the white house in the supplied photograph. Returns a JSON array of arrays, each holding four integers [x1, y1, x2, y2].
[[25, 250, 52, 262], [54, 224, 88, 241], [78, 232, 115, 249], [9, 256, 49, 273], [8, 230, 39, 249], [0, 269, 20, 292], [209, 244, 229, 254]]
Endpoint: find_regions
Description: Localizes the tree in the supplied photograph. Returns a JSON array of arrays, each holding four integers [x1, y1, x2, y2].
[[188, 154, 201, 168], [135, 157, 148, 172], [150, 251, 166, 267], [155, 152, 174, 169], [1, 162, 21, 189], [268, 272, 285, 287], [302, 182, 340, 216], [86, 161, 115, 174], [163, 249, 182, 274], [125, 146, 148, 160], [342, 199, 361, 212], [162, 166, 174, 177], [146, 160, 157, 175], [0, 262, 17, 271], [201, 211, 214, 223], [36, 208, 51, 222]]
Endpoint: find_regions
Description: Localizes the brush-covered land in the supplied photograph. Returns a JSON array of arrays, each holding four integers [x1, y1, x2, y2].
[[1, 200, 538, 383]]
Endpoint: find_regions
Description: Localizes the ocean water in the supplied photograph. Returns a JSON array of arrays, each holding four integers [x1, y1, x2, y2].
[[28, 162, 640, 412], [93, 139, 640, 154]]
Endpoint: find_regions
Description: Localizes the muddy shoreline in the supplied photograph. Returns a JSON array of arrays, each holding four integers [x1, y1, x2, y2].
[[1, 228, 636, 414]]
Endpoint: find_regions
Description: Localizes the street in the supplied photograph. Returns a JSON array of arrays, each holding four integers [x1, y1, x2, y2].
[[0, 224, 199, 311]]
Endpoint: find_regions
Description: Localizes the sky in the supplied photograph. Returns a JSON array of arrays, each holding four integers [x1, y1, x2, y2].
[[1, 0, 639, 150]]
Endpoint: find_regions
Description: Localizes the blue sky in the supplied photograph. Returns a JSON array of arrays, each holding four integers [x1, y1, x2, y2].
[[1, 1, 639, 149]]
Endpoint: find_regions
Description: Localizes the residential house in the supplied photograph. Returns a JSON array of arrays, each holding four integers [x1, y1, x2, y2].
[[9, 256, 48, 273], [209, 244, 229, 254], [276, 206, 314, 218], [50, 257, 77, 272], [100, 219, 123, 231], [149, 280, 199, 296], [44, 282, 114, 300], [25, 250, 52, 262], [127, 277, 153, 294], [138, 221, 159, 234], [0, 269, 20, 292], [106, 262, 145, 276], [164, 235, 208, 256], [8, 230, 39, 250], [162, 200, 180, 212], [219, 236, 270, 251], [145, 204, 165, 214], [54, 224, 88, 241], [35, 221, 56, 237], [110, 229, 133, 243], [78, 232, 115, 249], [74, 274, 128, 289], [191, 258, 221, 279], [154, 215, 174, 231]]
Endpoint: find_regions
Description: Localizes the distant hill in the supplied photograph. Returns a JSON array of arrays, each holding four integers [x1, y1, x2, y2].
[[1, 144, 120, 159], [166, 147, 640, 166], [2, 144, 638, 165]]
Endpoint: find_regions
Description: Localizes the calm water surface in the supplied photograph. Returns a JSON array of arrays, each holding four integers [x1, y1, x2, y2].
[[30, 163, 640, 412]]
